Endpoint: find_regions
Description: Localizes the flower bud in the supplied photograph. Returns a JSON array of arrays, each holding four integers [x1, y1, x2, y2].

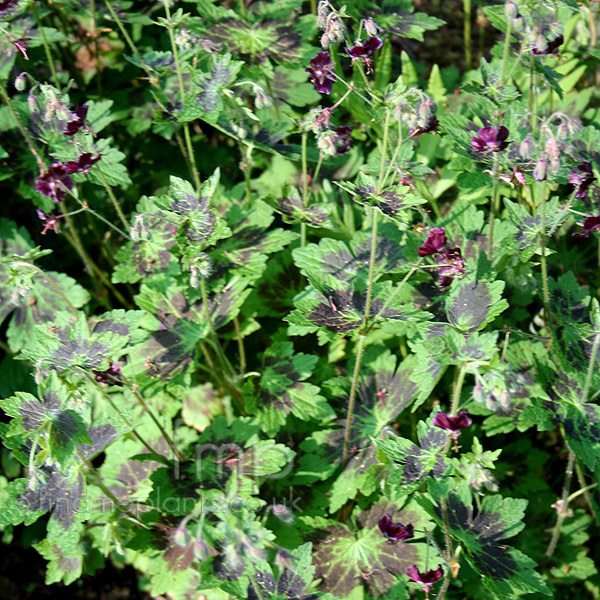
[[545, 137, 559, 159], [14, 72, 26, 92], [519, 134, 533, 159], [504, 0, 518, 19], [533, 156, 547, 182], [363, 18, 379, 37], [255, 90, 273, 109], [317, 130, 337, 156], [27, 91, 37, 113], [317, 0, 329, 29], [321, 32, 330, 48], [512, 15, 526, 32]]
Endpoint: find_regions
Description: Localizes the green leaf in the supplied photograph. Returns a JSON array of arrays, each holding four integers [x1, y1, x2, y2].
[[427, 64, 447, 104]]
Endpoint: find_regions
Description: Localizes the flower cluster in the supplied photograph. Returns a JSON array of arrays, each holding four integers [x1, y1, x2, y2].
[[418, 227, 465, 289], [35, 154, 101, 202], [392, 88, 439, 139]]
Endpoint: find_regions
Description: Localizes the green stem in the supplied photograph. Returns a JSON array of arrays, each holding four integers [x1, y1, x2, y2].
[[342, 334, 367, 466], [0, 81, 45, 172], [90, 0, 102, 97], [12, 262, 78, 314], [33, 3, 61, 89], [377, 111, 391, 193], [301, 132, 309, 247], [368, 263, 419, 328], [78, 450, 142, 523], [464, 0, 472, 70], [312, 154, 323, 189], [583, 332, 600, 404], [451, 363, 468, 416], [73, 196, 130, 240], [539, 183, 552, 322], [487, 154, 500, 259], [310, 0, 316, 15], [122, 374, 185, 462], [233, 316, 246, 374], [500, 15, 513, 84], [80, 369, 163, 458], [162, 0, 202, 192], [96, 170, 131, 230], [544, 449, 575, 563], [574, 462, 595, 515], [239, 0, 247, 19]]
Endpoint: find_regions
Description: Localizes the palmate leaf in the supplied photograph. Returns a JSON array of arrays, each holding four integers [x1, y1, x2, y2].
[[247, 543, 320, 600], [22, 311, 134, 373], [419, 481, 550, 597], [376, 416, 449, 492], [212, 199, 297, 283], [113, 173, 230, 284], [248, 341, 334, 436], [1, 372, 92, 466], [128, 276, 251, 386], [0, 219, 90, 351], [445, 276, 508, 332], [311, 500, 427, 598]]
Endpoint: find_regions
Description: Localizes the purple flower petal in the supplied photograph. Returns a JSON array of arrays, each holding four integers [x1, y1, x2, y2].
[[35, 163, 74, 202], [306, 51, 336, 95], [418, 227, 446, 257], [64, 105, 89, 136], [471, 126, 510, 154], [407, 564, 444, 593], [378, 514, 414, 544]]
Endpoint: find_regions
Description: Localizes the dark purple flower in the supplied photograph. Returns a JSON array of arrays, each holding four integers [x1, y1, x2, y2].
[[36, 209, 60, 235], [572, 215, 600, 238], [35, 164, 74, 202], [406, 564, 444, 594], [64, 105, 89, 136], [433, 410, 472, 439], [64, 152, 101, 174], [92, 362, 123, 386], [437, 247, 465, 288], [346, 36, 383, 58], [471, 126, 510, 154], [418, 227, 446, 257], [306, 51, 336, 95], [11, 35, 30, 60], [568, 162, 595, 199], [410, 115, 439, 139], [378, 515, 414, 544], [532, 34, 563, 56], [0, 0, 19, 12], [334, 126, 352, 155]]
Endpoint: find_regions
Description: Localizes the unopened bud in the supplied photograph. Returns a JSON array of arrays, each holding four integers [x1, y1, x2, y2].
[[321, 32, 330, 48], [519, 134, 533, 159], [317, 130, 337, 157], [504, 0, 518, 19], [27, 91, 37, 112], [317, 0, 329, 29], [533, 156, 547, 182], [14, 72, 26, 92], [255, 90, 272, 109], [512, 15, 525, 32], [363, 18, 379, 37], [545, 137, 559, 159]]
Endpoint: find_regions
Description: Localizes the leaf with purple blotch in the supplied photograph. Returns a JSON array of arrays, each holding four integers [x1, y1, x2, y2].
[[212, 199, 297, 281], [445, 277, 508, 332], [271, 66, 321, 108], [268, 187, 332, 229], [419, 480, 550, 597], [446, 328, 500, 363], [247, 543, 319, 600], [22, 312, 132, 374], [247, 341, 334, 436], [375, 416, 449, 491], [0, 219, 90, 351], [311, 500, 427, 598], [1, 372, 92, 466]]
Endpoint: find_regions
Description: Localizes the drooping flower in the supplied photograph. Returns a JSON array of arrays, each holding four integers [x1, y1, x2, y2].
[[418, 227, 446, 257], [410, 115, 439, 139], [572, 215, 600, 238], [64, 105, 89, 136], [533, 156, 548, 182], [306, 51, 336, 95], [92, 362, 123, 386], [532, 30, 563, 56], [471, 125, 510, 154], [433, 410, 472, 439], [437, 247, 466, 288], [35, 163, 74, 202], [0, 0, 19, 12], [568, 162, 595, 199], [334, 125, 352, 155], [36, 209, 60, 235], [64, 152, 101, 174], [378, 515, 414, 544], [346, 36, 383, 59], [406, 564, 444, 595]]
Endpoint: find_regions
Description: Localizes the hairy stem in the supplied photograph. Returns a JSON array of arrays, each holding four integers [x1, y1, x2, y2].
[[0, 81, 45, 171], [233, 316, 246, 374], [538, 183, 552, 324], [33, 3, 61, 89], [499, 15, 513, 84], [300, 132, 309, 247], [162, 0, 202, 192], [342, 334, 367, 466], [463, 0, 472, 70], [96, 170, 131, 230], [487, 154, 500, 259]]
